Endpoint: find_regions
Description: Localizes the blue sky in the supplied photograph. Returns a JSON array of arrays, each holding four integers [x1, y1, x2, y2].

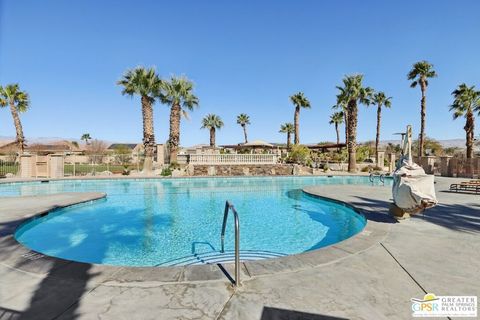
[[0, 0, 479, 146]]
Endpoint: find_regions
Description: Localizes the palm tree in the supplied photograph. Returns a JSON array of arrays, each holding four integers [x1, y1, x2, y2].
[[449, 83, 480, 158], [279, 122, 294, 150], [372, 92, 392, 165], [407, 60, 437, 158], [329, 111, 344, 151], [236, 113, 250, 143], [0, 84, 30, 153], [332, 98, 348, 147], [290, 92, 311, 144], [336, 74, 373, 172], [201, 114, 224, 147], [160, 76, 199, 162], [81, 133, 92, 145], [117, 66, 162, 173]]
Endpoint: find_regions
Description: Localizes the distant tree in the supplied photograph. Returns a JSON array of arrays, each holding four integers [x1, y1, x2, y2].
[[81, 133, 92, 145], [114, 144, 132, 165], [160, 76, 199, 162], [201, 114, 224, 147], [117, 66, 162, 173], [71, 141, 79, 148], [236, 113, 251, 143], [0, 84, 30, 153], [279, 122, 294, 150], [407, 60, 437, 157], [371, 91, 392, 164], [85, 139, 109, 163], [329, 111, 344, 150], [386, 143, 401, 155], [412, 137, 443, 156], [336, 75, 373, 172], [449, 83, 480, 158], [444, 147, 461, 156], [290, 92, 311, 145]]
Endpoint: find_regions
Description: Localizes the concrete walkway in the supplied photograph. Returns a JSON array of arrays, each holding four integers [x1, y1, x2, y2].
[[0, 177, 478, 319]]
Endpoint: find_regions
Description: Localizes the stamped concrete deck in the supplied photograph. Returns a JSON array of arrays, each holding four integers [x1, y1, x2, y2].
[[0, 177, 478, 319]]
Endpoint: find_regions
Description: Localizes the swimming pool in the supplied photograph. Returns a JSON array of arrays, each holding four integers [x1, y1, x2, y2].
[[7, 176, 386, 266]]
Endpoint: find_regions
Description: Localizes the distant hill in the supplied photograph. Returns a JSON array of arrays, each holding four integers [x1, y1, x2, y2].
[[0, 135, 467, 149], [0, 136, 117, 146], [378, 139, 465, 149]]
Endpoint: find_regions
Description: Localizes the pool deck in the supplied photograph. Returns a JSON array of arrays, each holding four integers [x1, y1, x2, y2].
[[0, 176, 478, 319]]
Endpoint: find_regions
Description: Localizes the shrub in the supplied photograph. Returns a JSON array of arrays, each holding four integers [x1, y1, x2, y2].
[[161, 167, 172, 176], [286, 145, 312, 165], [122, 165, 130, 176], [169, 161, 180, 170], [361, 166, 371, 172]]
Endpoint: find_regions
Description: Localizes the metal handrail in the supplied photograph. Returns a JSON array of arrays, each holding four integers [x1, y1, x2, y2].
[[369, 173, 385, 185], [220, 201, 241, 287], [379, 174, 385, 184]]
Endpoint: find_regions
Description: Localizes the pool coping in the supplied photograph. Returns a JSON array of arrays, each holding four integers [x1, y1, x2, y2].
[[0, 183, 392, 285]]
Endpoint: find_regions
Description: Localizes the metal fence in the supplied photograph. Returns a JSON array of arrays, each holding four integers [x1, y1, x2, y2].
[[0, 159, 19, 178], [63, 154, 145, 176]]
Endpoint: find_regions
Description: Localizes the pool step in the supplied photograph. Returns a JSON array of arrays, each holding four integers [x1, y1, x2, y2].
[[157, 250, 287, 267]]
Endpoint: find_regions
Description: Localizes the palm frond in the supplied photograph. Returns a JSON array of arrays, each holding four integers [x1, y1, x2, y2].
[[201, 114, 224, 129]]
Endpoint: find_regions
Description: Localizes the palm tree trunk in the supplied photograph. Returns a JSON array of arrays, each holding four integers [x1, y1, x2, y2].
[[465, 111, 474, 158], [168, 103, 181, 163], [9, 102, 25, 153], [335, 123, 340, 152], [287, 132, 291, 150], [343, 110, 348, 147], [375, 105, 382, 164], [141, 96, 155, 173], [242, 125, 248, 143], [210, 128, 216, 147], [294, 106, 300, 145], [419, 80, 427, 158], [347, 100, 357, 172]]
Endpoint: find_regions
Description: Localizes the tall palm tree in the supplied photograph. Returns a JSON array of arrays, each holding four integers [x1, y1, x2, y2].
[[201, 114, 224, 147], [81, 133, 92, 145], [332, 98, 348, 147], [289, 92, 311, 145], [449, 83, 480, 158], [329, 111, 344, 150], [160, 76, 199, 162], [279, 122, 294, 150], [372, 91, 392, 165], [407, 60, 437, 158], [0, 84, 30, 153], [236, 113, 250, 143], [336, 74, 373, 172], [117, 66, 162, 173]]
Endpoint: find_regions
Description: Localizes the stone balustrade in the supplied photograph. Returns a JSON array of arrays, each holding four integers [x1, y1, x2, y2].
[[187, 154, 279, 165]]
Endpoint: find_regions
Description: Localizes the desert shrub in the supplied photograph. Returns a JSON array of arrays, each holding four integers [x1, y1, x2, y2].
[[361, 166, 371, 172], [356, 144, 374, 162], [161, 167, 172, 176], [169, 161, 180, 170], [286, 145, 312, 165]]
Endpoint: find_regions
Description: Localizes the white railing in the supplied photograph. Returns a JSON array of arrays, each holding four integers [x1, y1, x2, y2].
[[188, 154, 279, 165]]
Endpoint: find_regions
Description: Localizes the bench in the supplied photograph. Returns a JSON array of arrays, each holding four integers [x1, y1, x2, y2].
[[449, 182, 480, 194]]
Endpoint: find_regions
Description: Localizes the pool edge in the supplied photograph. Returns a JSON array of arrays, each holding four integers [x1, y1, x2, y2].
[[1, 184, 392, 285]]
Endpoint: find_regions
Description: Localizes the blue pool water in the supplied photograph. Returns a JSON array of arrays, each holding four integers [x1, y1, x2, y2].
[[7, 176, 386, 266]]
